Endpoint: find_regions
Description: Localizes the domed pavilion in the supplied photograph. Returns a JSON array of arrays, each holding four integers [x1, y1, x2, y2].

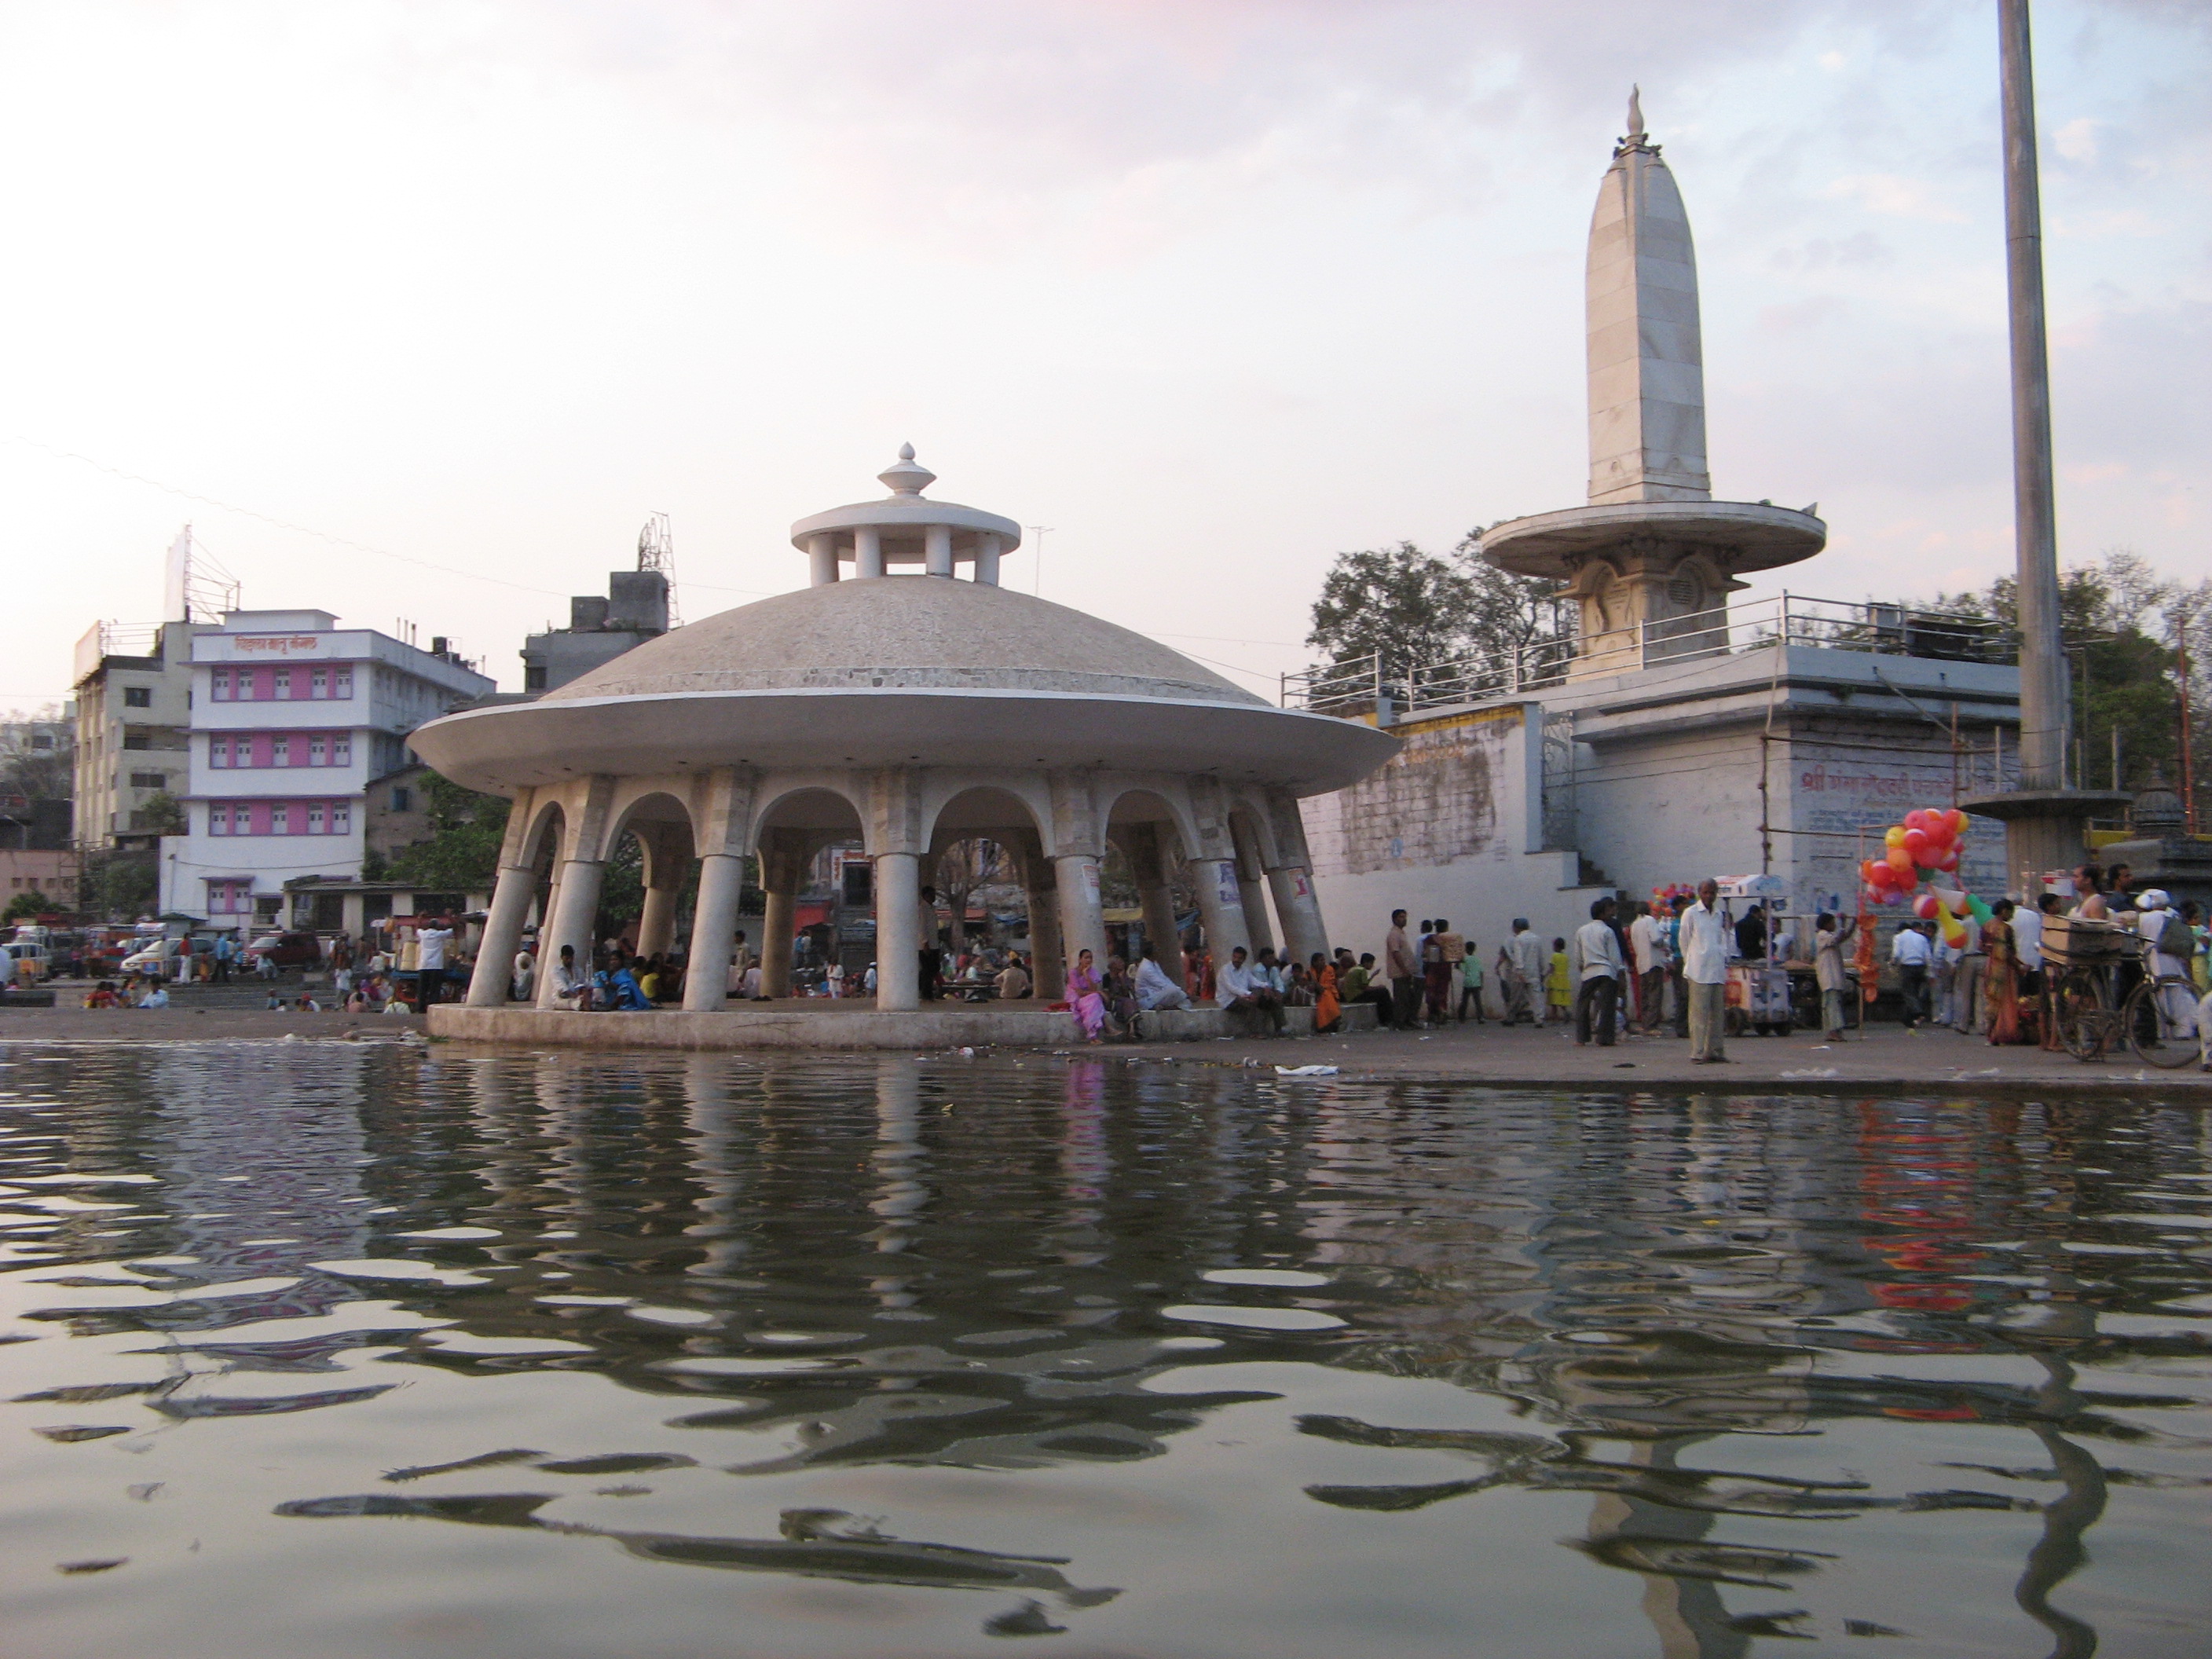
[[412, 449, 1397, 1020]]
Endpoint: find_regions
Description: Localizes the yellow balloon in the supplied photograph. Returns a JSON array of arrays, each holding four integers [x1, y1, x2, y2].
[[1884, 826, 1907, 849]]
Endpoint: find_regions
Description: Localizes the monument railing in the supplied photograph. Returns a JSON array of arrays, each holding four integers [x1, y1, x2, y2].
[[1282, 595, 2014, 719]]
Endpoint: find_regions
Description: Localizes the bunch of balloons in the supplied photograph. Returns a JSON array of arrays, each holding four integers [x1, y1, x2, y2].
[[1859, 807, 1968, 904], [1914, 884, 1991, 948], [1650, 881, 1697, 910]]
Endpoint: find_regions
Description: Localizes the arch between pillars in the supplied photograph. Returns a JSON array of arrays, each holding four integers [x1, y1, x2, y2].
[[603, 786, 700, 964], [751, 782, 871, 1004]]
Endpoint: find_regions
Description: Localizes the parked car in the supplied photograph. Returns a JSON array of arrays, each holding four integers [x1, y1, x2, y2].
[[2, 941, 53, 983], [244, 932, 322, 969], [118, 938, 181, 976]]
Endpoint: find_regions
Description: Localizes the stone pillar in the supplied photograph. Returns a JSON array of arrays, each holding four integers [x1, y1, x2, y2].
[[759, 839, 802, 1000], [925, 524, 953, 577], [1229, 817, 1276, 954], [1192, 855, 1251, 969], [808, 532, 841, 586], [1267, 866, 1328, 972], [1054, 852, 1108, 980], [875, 850, 921, 1011], [635, 832, 682, 961], [1122, 823, 1185, 985], [974, 533, 1002, 586], [1021, 848, 1065, 998], [467, 862, 537, 1005], [533, 857, 605, 1007], [855, 527, 884, 579], [682, 853, 747, 1012]]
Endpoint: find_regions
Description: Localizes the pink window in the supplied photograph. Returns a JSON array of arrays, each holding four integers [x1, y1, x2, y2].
[[332, 667, 353, 698], [306, 803, 326, 834], [273, 668, 292, 699], [211, 734, 231, 768], [210, 803, 231, 836], [310, 667, 328, 698], [272, 735, 291, 767], [330, 801, 352, 834], [269, 803, 291, 834], [309, 736, 326, 766], [331, 734, 351, 766], [211, 668, 233, 701]]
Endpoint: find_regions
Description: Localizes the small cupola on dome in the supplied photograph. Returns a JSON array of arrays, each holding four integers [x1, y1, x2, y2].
[[789, 445, 1024, 586]]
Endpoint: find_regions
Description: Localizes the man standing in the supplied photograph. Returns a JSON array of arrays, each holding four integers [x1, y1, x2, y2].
[[1572, 898, 1625, 1048], [917, 885, 942, 1001], [1628, 901, 1667, 1035], [1953, 917, 1986, 1035], [1510, 919, 1547, 1027], [1892, 920, 1932, 1029], [1428, 918, 1463, 1024], [1384, 910, 1419, 1031], [416, 917, 454, 1007], [1813, 912, 1857, 1041], [1680, 878, 1730, 1064]]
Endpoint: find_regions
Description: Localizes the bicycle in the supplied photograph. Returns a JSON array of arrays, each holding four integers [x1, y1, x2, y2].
[[2045, 915, 2201, 1069]]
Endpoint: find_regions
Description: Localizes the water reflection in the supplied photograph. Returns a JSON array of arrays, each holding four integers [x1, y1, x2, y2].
[[0, 1044, 2207, 1656]]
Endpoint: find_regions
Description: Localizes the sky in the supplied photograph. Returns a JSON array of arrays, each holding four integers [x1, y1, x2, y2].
[[0, 0, 2203, 713]]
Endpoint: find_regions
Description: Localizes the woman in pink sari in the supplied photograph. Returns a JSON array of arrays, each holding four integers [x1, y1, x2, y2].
[[1068, 948, 1108, 1042]]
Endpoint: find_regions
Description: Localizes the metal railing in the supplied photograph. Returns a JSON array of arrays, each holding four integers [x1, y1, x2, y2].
[[1282, 594, 2014, 719]]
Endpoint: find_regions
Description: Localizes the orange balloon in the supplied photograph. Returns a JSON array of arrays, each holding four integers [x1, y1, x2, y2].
[[1886, 847, 1915, 873]]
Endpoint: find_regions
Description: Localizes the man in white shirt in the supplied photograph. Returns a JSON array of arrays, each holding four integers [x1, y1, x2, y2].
[[1215, 945, 1284, 1034], [1892, 921, 1933, 1029], [549, 943, 591, 1011], [1679, 879, 1731, 1063], [1628, 903, 1668, 1034], [2012, 897, 2044, 986], [1813, 912, 1858, 1040], [416, 920, 454, 1007], [1509, 920, 1547, 1028], [1571, 898, 1626, 1048], [1134, 950, 1190, 1012], [1383, 910, 1419, 1030]]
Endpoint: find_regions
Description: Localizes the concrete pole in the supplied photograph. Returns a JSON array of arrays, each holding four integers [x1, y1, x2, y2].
[[759, 848, 798, 999], [855, 527, 884, 579], [1053, 852, 1108, 977], [1267, 865, 1330, 972], [2001, 0, 2069, 799], [682, 851, 747, 1012], [466, 861, 537, 1005], [1023, 865, 1064, 999], [533, 858, 605, 1008], [635, 836, 681, 961], [1126, 827, 1185, 985], [925, 524, 954, 577], [974, 533, 1002, 586], [875, 850, 921, 1011], [1192, 855, 1251, 972], [808, 533, 840, 586], [1229, 819, 1277, 954]]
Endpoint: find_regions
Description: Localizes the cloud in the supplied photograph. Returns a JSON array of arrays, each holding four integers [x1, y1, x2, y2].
[[1822, 172, 1968, 223], [2054, 116, 2100, 162]]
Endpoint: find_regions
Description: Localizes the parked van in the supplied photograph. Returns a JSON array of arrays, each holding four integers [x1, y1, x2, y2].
[[2, 941, 53, 983]]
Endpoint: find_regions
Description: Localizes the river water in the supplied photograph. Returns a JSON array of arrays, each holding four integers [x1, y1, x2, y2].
[[0, 1042, 2207, 1657]]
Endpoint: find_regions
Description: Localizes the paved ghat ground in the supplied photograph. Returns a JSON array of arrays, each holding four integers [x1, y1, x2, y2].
[[0, 1046, 2207, 1657]]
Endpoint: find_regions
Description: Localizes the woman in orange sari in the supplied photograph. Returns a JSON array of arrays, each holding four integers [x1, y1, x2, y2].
[[1310, 951, 1342, 1035], [1983, 899, 2023, 1046]]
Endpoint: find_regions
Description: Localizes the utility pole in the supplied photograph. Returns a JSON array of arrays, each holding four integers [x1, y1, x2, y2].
[[1962, 0, 2128, 879], [2179, 610, 2199, 833]]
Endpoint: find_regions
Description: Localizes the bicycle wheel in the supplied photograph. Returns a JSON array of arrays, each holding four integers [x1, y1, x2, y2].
[[2126, 976, 2203, 1070], [2053, 965, 2110, 1061]]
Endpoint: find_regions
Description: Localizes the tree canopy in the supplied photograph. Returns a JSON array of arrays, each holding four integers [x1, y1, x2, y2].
[[1306, 536, 1563, 672]]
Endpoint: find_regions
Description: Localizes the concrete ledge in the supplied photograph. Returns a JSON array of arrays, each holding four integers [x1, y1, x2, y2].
[[427, 1001, 1377, 1050]]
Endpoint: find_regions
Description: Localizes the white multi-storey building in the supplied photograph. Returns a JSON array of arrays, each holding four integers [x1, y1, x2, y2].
[[159, 610, 495, 928]]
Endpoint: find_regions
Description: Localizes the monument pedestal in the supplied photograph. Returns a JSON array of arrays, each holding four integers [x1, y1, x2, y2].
[[1957, 789, 2131, 892]]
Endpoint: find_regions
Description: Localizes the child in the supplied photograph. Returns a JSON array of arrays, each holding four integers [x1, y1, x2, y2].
[[1545, 938, 1571, 1023], [1457, 942, 1485, 1023]]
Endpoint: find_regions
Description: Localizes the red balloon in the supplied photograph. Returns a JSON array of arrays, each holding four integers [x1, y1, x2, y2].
[[1903, 827, 1932, 862], [1903, 810, 1928, 835], [1936, 848, 1959, 873], [1859, 859, 1881, 886], [1946, 808, 1967, 837]]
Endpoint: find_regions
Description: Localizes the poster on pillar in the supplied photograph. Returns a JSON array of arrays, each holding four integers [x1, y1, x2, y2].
[[1214, 859, 1240, 907], [1287, 870, 1313, 902], [1082, 859, 1101, 902]]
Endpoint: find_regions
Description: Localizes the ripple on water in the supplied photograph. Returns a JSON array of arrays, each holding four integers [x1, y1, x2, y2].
[[0, 1047, 2207, 1658]]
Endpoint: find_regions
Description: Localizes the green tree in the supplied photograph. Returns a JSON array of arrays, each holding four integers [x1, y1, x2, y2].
[[79, 848, 157, 921], [4, 889, 53, 922], [1306, 541, 1478, 670], [138, 791, 187, 837], [383, 774, 511, 891]]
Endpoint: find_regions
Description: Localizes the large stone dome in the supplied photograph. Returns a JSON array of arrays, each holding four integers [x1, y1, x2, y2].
[[546, 575, 1262, 709]]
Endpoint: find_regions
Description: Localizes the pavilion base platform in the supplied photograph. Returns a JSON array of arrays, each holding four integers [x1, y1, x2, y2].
[[427, 1001, 1377, 1051]]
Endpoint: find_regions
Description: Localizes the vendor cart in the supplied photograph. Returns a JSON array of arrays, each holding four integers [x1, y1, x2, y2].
[[1714, 874, 1807, 1036]]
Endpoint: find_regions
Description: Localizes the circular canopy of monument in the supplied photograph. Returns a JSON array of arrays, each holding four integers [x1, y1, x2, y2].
[[1479, 500, 1827, 580], [410, 568, 1394, 796]]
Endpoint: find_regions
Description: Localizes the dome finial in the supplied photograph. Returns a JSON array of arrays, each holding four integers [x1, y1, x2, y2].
[[878, 444, 936, 497]]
